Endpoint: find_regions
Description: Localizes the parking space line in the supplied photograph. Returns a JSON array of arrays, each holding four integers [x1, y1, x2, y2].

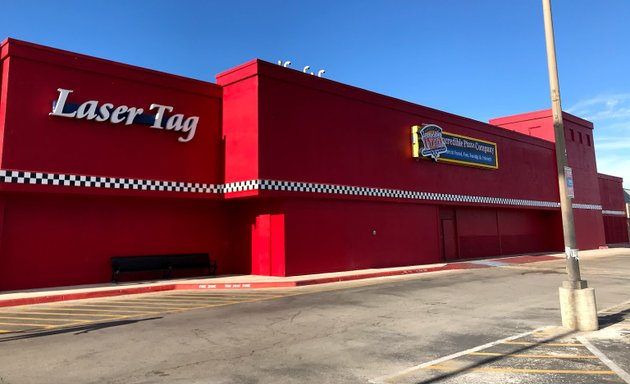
[[0, 286, 381, 337], [425, 364, 616, 375], [502, 341, 584, 347], [170, 292, 290, 297], [172, 295, 288, 301], [118, 298, 232, 304], [64, 302, 199, 310], [578, 336, 630, 383], [89, 299, 206, 307], [0, 314, 144, 334], [121, 300, 244, 308], [598, 299, 630, 314], [162, 295, 239, 299], [164, 297, 268, 302], [0, 315, 90, 323], [469, 351, 598, 359], [53, 305, 161, 314], [0, 321, 58, 328], [2, 311, 121, 318], [160, 302, 242, 313], [369, 327, 550, 383], [137, 297, 221, 302]]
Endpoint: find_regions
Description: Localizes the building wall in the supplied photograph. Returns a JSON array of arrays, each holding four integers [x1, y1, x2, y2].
[[253, 63, 560, 202], [0, 39, 228, 290], [490, 110, 607, 249], [0, 39, 626, 290], [218, 61, 578, 275], [0, 39, 223, 183], [0, 193, 229, 290], [284, 199, 441, 275], [456, 207, 562, 259], [598, 174, 629, 244]]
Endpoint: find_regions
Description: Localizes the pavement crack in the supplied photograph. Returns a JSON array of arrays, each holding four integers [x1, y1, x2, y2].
[[191, 328, 216, 345], [290, 310, 302, 323]]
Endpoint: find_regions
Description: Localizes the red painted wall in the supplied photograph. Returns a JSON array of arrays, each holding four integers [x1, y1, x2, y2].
[[456, 207, 562, 259], [598, 173, 629, 244], [262, 64, 561, 202], [219, 61, 574, 275], [219, 62, 260, 192], [283, 199, 441, 276], [490, 110, 606, 249], [220, 61, 561, 202], [0, 193, 229, 290], [0, 39, 229, 290], [1, 39, 625, 290], [0, 39, 223, 188]]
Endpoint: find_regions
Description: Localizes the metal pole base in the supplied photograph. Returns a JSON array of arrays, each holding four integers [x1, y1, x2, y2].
[[559, 285, 598, 331], [562, 279, 588, 289]]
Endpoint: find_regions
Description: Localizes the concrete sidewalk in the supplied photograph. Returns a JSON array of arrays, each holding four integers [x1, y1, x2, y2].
[[0, 253, 566, 307]]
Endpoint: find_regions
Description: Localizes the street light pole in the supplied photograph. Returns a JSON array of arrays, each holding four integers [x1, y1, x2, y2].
[[542, 0, 598, 331]]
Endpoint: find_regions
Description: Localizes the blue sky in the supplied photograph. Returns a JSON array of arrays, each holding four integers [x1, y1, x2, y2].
[[2, 0, 629, 187]]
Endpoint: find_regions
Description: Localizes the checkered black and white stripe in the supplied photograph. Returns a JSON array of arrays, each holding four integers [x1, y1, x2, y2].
[[250, 179, 561, 208], [223, 180, 261, 193], [572, 203, 603, 210], [0, 170, 612, 212], [602, 210, 626, 217], [0, 170, 221, 194]]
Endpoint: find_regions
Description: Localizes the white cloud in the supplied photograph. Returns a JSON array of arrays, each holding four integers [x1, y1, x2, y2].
[[568, 94, 630, 188], [595, 139, 630, 151], [596, 153, 630, 188], [595, 132, 630, 149], [606, 99, 619, 109], [567, 93, 630, 122]]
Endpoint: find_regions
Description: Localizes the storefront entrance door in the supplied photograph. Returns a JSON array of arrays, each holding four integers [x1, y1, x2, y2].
[[439, 207, 459, 260]]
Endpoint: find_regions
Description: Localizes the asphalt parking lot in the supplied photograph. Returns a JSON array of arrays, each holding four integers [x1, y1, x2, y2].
[[373, 312, 630, 383], [0, 249, 629, 384]]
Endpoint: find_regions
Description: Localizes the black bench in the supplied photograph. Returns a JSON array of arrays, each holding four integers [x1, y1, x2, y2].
[[111, 253, 216, 283]]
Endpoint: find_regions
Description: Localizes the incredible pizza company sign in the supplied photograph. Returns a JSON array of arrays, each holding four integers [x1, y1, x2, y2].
[[49, 88, 199, 143], [411, 124, 498, 169]]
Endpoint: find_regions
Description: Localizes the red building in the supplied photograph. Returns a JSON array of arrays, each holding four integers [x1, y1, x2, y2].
[[0, 38, 627, 291]]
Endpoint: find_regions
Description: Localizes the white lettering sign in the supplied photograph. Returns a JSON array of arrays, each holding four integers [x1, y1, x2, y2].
[[49, 88, 198, 143]]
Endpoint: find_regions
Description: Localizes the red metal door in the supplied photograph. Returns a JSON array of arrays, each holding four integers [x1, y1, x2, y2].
[[441, 218, 459, 260]]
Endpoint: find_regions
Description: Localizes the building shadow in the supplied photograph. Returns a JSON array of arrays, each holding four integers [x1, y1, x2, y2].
[[411, 305, 629, 384], [410, 330, 575, 384], [0, 317, 162, 343]]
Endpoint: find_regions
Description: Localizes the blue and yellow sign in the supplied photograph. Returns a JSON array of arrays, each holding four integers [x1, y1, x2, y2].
[[411, 124, 498, 169]]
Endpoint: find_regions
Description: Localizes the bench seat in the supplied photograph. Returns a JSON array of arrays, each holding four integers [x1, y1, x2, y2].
[[111, 253, 216, 283]]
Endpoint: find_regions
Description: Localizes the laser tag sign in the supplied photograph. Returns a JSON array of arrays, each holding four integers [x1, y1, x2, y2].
[[411, 124, 498, 169], [50, 88, 199, 143]]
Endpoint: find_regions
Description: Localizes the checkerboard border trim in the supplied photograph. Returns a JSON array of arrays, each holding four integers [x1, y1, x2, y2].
[[0, 170, 221, 194], [572, 203, 604, 210], [227, 179, 601, 211], [602, 210, 626, 217], [0, 170, 607, 211]]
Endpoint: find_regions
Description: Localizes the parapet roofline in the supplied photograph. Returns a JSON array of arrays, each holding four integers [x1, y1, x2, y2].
[[598, 173, 624, 183], [218, 59, 557, 150], [490, 108, 594, 130], [0, 37, 221, 97]]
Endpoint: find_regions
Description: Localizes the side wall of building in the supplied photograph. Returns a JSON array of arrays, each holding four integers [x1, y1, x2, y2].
[[598, 174, 629, 244], [490, 110, 607, 249], [0, 39, 230, 290], [219, 61, 570, 276]]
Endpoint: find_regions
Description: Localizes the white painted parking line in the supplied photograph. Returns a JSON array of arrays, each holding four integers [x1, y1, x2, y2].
[[577, 336, 630, 384], [598, 299, 630, 314], [369, 326, 552, 383]]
